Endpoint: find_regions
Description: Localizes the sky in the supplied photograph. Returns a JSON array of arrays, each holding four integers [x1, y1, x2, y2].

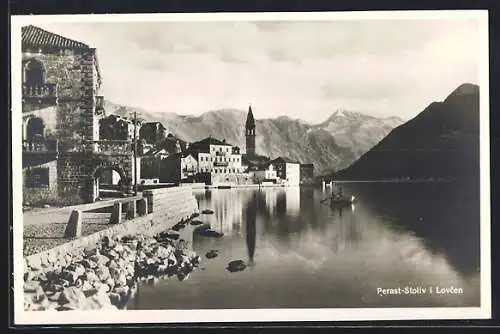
[[33, 17, 482, 123]]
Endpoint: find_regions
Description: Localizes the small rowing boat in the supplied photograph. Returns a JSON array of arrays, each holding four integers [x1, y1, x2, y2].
[[329, 195, 357, 207], [320, 182, 357, 207]]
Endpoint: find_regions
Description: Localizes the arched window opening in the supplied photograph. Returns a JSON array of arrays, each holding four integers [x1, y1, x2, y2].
[[26, 117, 45, 142], [24, 59, 45, 86], [93, 166, 126, 200]]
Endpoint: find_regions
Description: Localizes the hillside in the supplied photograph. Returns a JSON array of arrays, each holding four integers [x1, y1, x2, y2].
[[332, 83, 480, 181], [104, 101, 403, 174], [311, 110, 404, 157]]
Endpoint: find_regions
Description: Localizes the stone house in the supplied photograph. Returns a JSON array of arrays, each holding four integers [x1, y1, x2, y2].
[[299, 163, 315, 184], [139, 134, 185, 179], [253, 163, 278, 184], [159, 134, 187, 154], [21, 25, 136, 204], [99, 114, 141, 141], [270, 157, 301, 186], [159, 152, 199, 183], [139, 122, 167, 145]]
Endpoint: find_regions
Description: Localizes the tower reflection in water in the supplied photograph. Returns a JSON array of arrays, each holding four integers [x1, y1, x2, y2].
[[245, 192, 257, 266], [192, 188, 306, 264]]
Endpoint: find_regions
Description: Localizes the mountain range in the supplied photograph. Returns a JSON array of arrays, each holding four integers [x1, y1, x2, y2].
[[332, 83, 480, 181], [104, 101, 404, 174]]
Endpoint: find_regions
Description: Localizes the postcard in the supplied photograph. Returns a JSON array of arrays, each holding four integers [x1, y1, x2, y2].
[[12, 10, 491, 324]]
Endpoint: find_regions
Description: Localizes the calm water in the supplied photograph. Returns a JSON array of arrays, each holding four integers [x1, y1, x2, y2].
[[129, 182, 481, 309]]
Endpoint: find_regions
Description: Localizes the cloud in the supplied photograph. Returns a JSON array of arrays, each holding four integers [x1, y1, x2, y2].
[[32, 18, 481, 123]]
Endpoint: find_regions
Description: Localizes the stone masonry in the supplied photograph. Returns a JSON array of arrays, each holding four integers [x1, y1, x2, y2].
[[22, 25, 135, 204]]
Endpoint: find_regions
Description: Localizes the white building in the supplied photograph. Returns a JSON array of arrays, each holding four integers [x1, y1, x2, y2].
[[189, 137, 243, 174], [271, 157, 301, 186], [181, 153, 198, 180], [253, 163, 278, 184]]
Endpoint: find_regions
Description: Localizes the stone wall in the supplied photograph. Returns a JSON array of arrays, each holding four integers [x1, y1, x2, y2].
[[142, 186, 199, 217], [57, 152, 135, 204], [22, 106, 58, 140], [210, 172, 254, 186], [141, 156, 162, 180], [159, 158, 181, 183], [22, 48, 99, 150], [57, 153, 87, 203], [24, 186, 199, 274], [23, 159, 57, 187], [55, 101, 85, 151], [79, 51, 99, 142], [22, 159, 58, 204], [23, 51, 83, 100]]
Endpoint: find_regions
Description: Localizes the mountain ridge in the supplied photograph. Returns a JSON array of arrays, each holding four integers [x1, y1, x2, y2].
[[104, 100, 404, 174], [331, 83, 480, 181]]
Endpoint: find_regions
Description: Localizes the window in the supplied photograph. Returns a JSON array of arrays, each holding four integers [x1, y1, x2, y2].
[[24, 59, 45, 85], [25, 167, 49, 188], [26, 117, 45, 142]]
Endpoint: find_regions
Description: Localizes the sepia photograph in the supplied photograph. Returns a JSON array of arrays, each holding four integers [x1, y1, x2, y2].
[[11, 10, 490, 324]]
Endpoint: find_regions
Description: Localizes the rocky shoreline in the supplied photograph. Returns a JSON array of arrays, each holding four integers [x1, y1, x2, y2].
[[24, 225, 202, 311]]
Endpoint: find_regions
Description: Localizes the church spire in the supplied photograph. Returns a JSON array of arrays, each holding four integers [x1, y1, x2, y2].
[[246, 104, 255, 130], [245, 104, 256, 156]]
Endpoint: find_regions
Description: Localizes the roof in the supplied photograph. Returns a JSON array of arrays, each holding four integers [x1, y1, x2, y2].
[[191, 136, 233, 148], [158, 135, 187, 154], [22, 25, 102, 85], [300, 163, 314, 168], [242, 154, 271, 166], [146, 148, 168, 156], [246, 105, 256, 129], [167, 151, 197, 159], [102, 114, 133, 124], [22, 25, 90, 49], [142, 121, 166, 129], [271, 157, 300, 164], [182, 151, 197, 159]]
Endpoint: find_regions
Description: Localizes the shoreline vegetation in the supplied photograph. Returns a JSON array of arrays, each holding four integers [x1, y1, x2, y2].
[[24, 224, 202, 311]]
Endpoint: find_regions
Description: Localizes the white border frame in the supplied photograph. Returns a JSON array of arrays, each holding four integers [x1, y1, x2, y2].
[[11, 10, 491, 324]]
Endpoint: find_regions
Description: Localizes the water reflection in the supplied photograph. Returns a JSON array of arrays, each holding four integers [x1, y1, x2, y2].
[[194, 187, 301, 239], [330, 205, 361, 253], [132, 185, 480, 310], [245, 192, 257, 266]]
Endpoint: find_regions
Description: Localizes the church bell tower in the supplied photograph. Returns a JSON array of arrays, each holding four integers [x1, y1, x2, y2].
[[245, 104, 256, 157]]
